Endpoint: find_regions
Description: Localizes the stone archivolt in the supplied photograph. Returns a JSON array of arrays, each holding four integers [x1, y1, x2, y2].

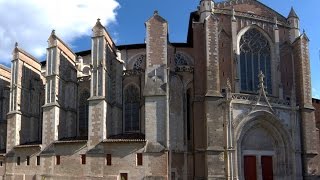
[[0, 0, 318, 179]]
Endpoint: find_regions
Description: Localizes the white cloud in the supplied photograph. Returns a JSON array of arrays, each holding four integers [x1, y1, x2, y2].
[[312, 87, 320, 99], [0, 0, 119, 64]]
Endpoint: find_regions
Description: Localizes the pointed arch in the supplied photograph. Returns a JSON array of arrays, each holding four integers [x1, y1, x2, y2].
[[236, 25, 274, 94], [127, 53, 146, 70], [174, 52, 194, 66], [235, 110, 294, 179]]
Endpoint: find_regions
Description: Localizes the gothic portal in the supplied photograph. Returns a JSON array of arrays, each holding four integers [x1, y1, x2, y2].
[[0, 0, 318, 179]]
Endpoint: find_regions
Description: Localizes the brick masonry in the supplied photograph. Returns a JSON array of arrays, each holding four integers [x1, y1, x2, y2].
[[0, 0, 318, 180]]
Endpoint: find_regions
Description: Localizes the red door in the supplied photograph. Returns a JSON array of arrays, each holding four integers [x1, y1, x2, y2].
[[261, 156, 273, 180], [244, 156, 257, 180]]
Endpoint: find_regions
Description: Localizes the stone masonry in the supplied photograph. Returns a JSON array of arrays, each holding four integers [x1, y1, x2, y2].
[[0, 0, 318, 180]]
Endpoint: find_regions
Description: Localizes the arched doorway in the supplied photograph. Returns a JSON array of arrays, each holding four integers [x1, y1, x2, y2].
[[236, 111, 294, 180], [242, 126, 275, 180]]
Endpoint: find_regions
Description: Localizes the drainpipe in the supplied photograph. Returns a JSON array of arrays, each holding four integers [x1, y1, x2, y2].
[[228, 100, 234, 179], [226, 80, 234, 179], [166, 67, 171, 179]]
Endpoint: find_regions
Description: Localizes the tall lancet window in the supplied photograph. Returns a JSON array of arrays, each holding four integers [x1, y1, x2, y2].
[[79, 90, 90, 137], [124, 85, 140, 132], [240, 28, 272, 94]]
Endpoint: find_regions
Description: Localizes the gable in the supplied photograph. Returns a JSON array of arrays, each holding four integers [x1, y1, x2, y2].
[[216, 0, 287, 23]]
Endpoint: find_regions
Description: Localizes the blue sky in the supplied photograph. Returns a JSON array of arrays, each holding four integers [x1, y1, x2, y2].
[[74, 0, 320, 98], [0, 0, 319, 98]]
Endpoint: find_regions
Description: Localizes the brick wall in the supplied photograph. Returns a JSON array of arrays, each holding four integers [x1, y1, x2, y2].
[[313, 99, 320, 141]]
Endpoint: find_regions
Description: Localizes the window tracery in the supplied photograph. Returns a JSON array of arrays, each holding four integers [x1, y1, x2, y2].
[[133, 54, 146, 70], [174, 52, 189, 66], [239, 28, 272, 94]]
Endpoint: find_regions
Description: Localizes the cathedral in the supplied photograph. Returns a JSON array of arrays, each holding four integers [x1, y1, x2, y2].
[[0, 0, 319, 179]]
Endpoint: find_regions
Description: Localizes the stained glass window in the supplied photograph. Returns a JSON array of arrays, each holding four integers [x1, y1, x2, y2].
[[240, 29, 272, 94], [124, 85, 140, 132]]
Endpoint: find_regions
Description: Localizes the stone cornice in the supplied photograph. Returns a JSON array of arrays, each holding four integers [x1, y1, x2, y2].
[[214, 8, 290, 28]]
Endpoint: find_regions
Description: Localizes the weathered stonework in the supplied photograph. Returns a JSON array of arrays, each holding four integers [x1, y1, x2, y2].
[[0, 0, 318, 180]]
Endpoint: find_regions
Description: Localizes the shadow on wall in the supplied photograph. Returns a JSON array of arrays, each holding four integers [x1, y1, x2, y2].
[[56, 53, 78, 141], [0, 77, 9, 151], [19, 64, 44, 145]]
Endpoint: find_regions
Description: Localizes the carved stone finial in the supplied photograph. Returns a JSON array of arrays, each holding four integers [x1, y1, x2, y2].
[[97, 18, 101, 22], [51, 29, 56, 35], [253, 70, 274, 112], [15, 42, 18, 48], [154, 10, 158, 15], [274, 17, 278, 28], [231, 7, 236, 21]]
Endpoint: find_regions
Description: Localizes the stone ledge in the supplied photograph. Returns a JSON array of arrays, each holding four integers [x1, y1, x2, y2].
[[54, 140, 87, 144], [103, 139, 146, 143], [88, 96, 106, 101], [14, 144, 41, 149]]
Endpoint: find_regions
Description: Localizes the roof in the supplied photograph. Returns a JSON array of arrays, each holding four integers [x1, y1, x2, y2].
[[76, 50, 91, 57], [103, 139, 146, 143], [146, 10, 167, 24], [54, 136, 88, 144], [117, 43, 146, 50], [92, 19, 117, 52], [104, 133, 146, 143], [54, 140, 87, 144], [313, 98, 320, 104], [215, 0, 287, 22], [108, 133, 145, 140], [117, 43, 190, 50], [15, 47, 41, 65], [49, 30, 76, 57], [171, 43, 191, 48], [292, 32, 309, 44], [288, 7, 299, 19], [0, 64, 10, 72]]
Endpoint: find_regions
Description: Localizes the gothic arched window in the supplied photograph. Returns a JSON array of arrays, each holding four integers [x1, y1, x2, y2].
[[79, 90, 90, 137], [175, 52, 189, 66], [124, 85, 140, 132], [133, 54, 146, 70], [240, 28, 272, 94]]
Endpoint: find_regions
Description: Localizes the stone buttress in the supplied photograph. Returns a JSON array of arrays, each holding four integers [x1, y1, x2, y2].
[[144, 11, 169, 152], [7, 43, 43, 152], [293, 33, 320, 179], [42, 30, 77, 148]]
